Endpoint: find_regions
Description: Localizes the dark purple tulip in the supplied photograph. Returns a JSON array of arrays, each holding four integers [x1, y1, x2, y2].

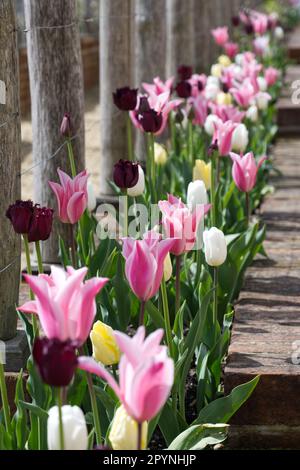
[[33, 337, 78, 387], [6, 200, 34, 234], [28, 206, 54, 242], [208, 140, 219, 157], [177, 65, 193, 81], [231, 15, 240, 27], [245, 23, 254, 35], [137, 96, 151, 113], [175, 81, 192, 99], [222, 83, 229, 94], [138, 109, 163, 133], [113, 87, 138, 111], [113, 159, 139, 189], [198, 81, 204, 92], [60, 113, 71, 137]]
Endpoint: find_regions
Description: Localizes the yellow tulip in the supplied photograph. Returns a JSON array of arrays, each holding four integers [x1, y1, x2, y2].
[[154, 143, 167, 165], [193, 160, 211, 190], [210, 63, 223, 78], [216, 92, 232, 106], [218, 55, 232, 67], [163, 253, 173, 281], [109, 405, 148, 450], [90, 321, 120, 366]]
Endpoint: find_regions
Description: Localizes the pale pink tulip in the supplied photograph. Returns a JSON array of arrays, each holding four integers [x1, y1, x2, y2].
[[210, 104, 245, 123], [230, 82, 256, 108], [142, 76, 174, 96], [78, 326, 174, 423], [189, 95, 208, 127], [253, 36, 270, 57], [212, 120, 237, 156], [264, 67, 279, 87], [251, 12, 268, 35], [122, 230, 175, 302], [18, 266, 109, 345], [159, 195, 210, 256], [211, 27, 229, 46], [49, 169, 88, 224], [230, 152, 267, 192]]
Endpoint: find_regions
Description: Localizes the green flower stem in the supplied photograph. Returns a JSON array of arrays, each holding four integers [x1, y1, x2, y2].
[[69, 223, 77, 267], [213, 267, 219, 328], [137, 422, 142, 450], [66, 137, 76, 178], [245, 192, 251, 227], [147, 133, 156, 203], [23, 234, 38, 336], [35, 241, 43, 274], [123, 192, 128, 237], [0, 363, 12, 435], [188, 120, 193, 163], [139, 300, 146, 326], [175, 255, 181, 314], [80, 346, 102, 445], [160, 278, 174, 359], [127, 114, 133, 161], [78, 217, 87, 263], [57, 388, 65, 450], [210, 152, 216, 228], [169, 113, 176, 152]]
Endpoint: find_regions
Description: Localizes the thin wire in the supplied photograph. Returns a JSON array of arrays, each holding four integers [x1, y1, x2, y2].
[[0, 257, 19, 275]]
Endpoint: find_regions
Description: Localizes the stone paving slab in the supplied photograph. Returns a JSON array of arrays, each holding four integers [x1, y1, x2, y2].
[[224, 135, 300, 448]]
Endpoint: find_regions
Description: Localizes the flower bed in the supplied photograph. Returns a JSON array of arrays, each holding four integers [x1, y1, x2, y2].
[[1, 3, 299, 452]]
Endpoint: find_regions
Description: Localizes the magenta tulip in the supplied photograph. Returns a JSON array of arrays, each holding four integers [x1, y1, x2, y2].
[[230, 152, 267, 192], [78, 326, 174, 423], [122, 230, 174, 302], [264, 67, 279, 87], [18, 266, 109, 345], [159, 195, 211, 256], [212, 120, 237, 156], [49, 168, 88, 224], [211, 26, 229, 46]]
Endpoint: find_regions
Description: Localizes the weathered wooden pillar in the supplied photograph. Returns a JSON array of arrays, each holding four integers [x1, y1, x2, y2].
[[24, 0, 85, 264], [166, 0, 195, 77], [99, 0, 132, 197], [0, 1, 21, 341]]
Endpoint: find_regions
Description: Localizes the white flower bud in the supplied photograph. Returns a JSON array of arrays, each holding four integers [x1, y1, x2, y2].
[[274, 26, 284, 40], [109, 405, 148, 450], [204, 114, 221, 136], [47, 405, 88, 450], [231, 123, 249, 153], [255, 92, 271, 111], [187, 180, 208, 210], [163, 252, 173, 282], [127, 165, 145, 197], [87, 180, 97, 212], [257, 76, 267, 92], [203, 227, 227, 267], [246, 105, 258, 123]]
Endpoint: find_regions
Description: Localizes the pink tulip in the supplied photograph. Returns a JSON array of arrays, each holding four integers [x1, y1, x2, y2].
[[211, 27, 229, 46], [49, 168, 88, 224], [189, 74, 207, 97], [230, 82, 256, 108], [224, 42, 239, 59], [142, 76, 174, 96], [230, 152, 267, 192], [251, 12, 268, 35], [122, 230, 175, 302], [210, 104, 245, 123], [159, 195, 210, 256], [253, 36, 270, 57], [78, 326, 174, 423], [264, 67, 279, 87], [18, 266, 109, 345], [212, 120, 237, 156], [189, 95, 208, 127]]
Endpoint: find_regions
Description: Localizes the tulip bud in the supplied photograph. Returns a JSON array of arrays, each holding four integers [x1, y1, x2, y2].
[[60, 113, 71, 137], [177, 64, 193, 81], [231, 123, 249, 153], [154, 143, 167, 165], [203, 227, 227, 267], [205, 83, 220, 101], [216, 92, 232, 106], [87, 180, 97, 212], [138, 109, 163, 133], [257, 76, 267, 92], [163, 252, 173, 282], [90, 321, 120, 366], [255, 92, 271, 110], [109, 405, 148, 451], [33, 337, 78, 387], [6, 200, 34, 234], [204, 114, 221, 136], [231, 15, 240, 27], [47, 405, 88, 450], [113, 159, 139, 190], [113, 87, 138, 111], [218, 55, 231, 67], [206, 76, 220, 87], [28, 206, 54, 242], [127, 165, 145, 197], [246, 105, 258, 123], [187, 180, 208, 210], [175, 80, 192, 98], [211, 64, 223, 78], [193, 160, 211, 190], [274, 26, 284, 40]]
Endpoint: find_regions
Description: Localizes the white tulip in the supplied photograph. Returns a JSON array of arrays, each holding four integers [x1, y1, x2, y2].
[[205, 83, 220, 101], [47, 405, 88, 450], [203, 227, 227, 267], [231, 123, 249, 153], [257, 76, 267, 92], [255, 92, 271, 111], [274, 26, 284, 40], [187, 180, 208, 210], [87, 180, 97, 212], [163, 252, 173, 282], [206, 76, 220, 87], [204, 114, 221, 136], [127, 165, 145, 197], [246, 105, 258, 123], [235, 53, 244, 66]]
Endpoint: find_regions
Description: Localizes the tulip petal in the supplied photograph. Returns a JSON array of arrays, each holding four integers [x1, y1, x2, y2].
[[67, 191, 86, 224], [78, 356, 121, 398], [17, 300, 39, 314]]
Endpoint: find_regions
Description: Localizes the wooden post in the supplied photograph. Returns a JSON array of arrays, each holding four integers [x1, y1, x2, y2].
[[99, 0, 132, 197], [24, 0, 85, 264], [0, 1, 21, 341], [165, 0, 195, 77]]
